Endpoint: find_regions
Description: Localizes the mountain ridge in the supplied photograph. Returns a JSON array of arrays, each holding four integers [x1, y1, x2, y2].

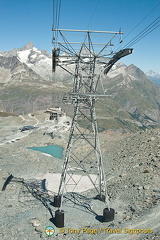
[[0, 43, 160, 131]]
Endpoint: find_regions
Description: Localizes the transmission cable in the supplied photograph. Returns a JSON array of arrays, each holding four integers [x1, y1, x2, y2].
[[114, 1, 160, 52], [126, 24, 160, 48], [123, 16, 160, 48], [52, 0, 62, 46], [82, 0, 101, 48], [124, 1, 160, 41], [87, 0, 101, 30]]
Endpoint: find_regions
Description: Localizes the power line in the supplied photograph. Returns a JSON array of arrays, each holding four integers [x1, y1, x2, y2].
[[82, 0, 101, 48], [126, 23, 160, 48], [114, 1, 160, 52], [123, 16, 160, 48], [124, 1, 160, 41], [52, 0, 62, 45], [56, 0, 62, 30], [86, 0, 101, 30]]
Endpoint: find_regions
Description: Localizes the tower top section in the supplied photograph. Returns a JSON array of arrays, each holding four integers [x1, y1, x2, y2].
[[52, 28, 124, 57]]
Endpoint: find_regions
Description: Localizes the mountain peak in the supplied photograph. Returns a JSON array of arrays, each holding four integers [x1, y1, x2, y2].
[[145, 70, 160, 79], [21, 42, 34, 51], [126, 64, 146, 78]]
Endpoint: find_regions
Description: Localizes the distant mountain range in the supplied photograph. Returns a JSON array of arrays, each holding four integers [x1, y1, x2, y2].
[[0, 42, 159, 86], [145, 70, 160, 86], [0, 43, 160, 131], [146, 70, 160, 79]]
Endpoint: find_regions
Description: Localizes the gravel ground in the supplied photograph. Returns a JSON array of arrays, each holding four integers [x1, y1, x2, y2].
[[0, 112, 159, 240]]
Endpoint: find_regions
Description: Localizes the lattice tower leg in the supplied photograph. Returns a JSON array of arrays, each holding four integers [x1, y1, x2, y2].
[[57, 97, 110, 210]]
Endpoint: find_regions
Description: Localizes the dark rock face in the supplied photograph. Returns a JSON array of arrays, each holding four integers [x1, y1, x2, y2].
[[0, 56, 20, 69], [0, 55, 44, 85]]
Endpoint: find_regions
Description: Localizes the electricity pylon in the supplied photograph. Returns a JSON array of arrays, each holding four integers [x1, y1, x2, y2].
[[52, 29, 133, 213]]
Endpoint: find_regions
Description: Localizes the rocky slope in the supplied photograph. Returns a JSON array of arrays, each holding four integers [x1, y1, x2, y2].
[[0, 112, 159, 240], [0, 55, 44, 87], [103, 64, 160, 128]]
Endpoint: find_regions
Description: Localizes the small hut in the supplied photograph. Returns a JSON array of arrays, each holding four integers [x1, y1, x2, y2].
[[45, 107, 63, 121]]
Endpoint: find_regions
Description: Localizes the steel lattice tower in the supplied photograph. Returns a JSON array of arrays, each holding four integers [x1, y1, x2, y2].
[[52, 29, 133, 212]]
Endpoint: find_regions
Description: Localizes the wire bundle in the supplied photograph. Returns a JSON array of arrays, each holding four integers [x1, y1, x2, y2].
[[52, 0, 62, 45]]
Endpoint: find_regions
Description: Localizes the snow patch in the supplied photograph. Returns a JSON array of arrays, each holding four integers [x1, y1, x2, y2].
[[30, 54, 37, 59], [33, 47, 41, 54], [17, 49, 31, 63], [39, 57, 52, 64], [42, 173, 98, 193]]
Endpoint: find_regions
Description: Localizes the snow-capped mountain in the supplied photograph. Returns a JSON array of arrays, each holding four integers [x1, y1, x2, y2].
[[0, 42, 52, 80], [145, 70, 160, 79], [145, 70, 160, 86]]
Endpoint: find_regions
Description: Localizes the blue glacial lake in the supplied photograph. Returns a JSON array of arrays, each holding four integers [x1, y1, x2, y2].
[[28, 145, 64, 159]]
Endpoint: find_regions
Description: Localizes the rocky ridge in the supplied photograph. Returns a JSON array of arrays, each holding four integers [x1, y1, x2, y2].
[[0, 43, 160, 131], [103, 64, 160, 127], [0, 55, 44, 86]]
